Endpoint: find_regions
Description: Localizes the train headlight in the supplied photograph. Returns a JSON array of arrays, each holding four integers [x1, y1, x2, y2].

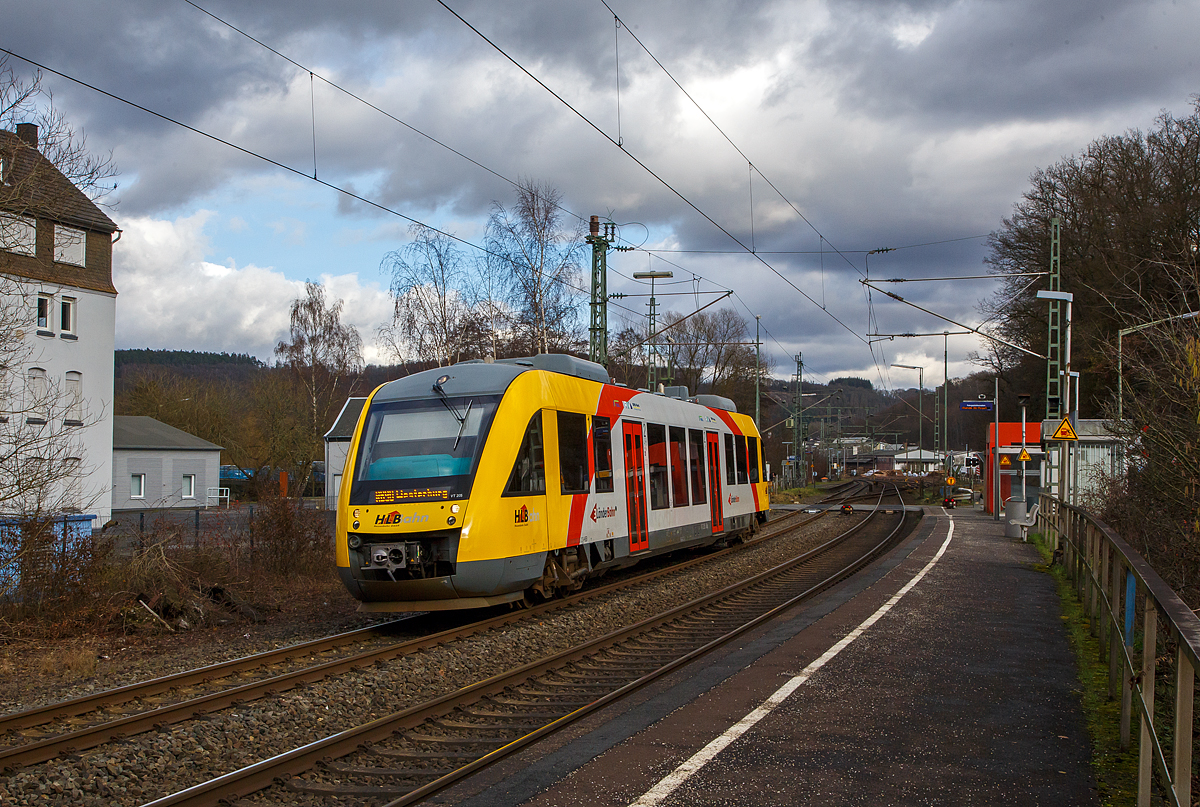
[[447, 516, 456, 525], [451, 504, 460, 514], [348, 534, 362, 549], [352, 521, 360, 530], [353, 509, 360, 519]]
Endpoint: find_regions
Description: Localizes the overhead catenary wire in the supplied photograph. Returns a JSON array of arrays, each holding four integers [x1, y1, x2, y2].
[[0, 46, 651, 328], [434, 0, 870, 348]]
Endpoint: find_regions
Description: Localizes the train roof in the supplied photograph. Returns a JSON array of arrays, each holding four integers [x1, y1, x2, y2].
[[369, 355, 738, 414]]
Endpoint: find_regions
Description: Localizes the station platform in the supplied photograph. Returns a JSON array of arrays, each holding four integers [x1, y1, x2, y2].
[[442, 506, 1097, 806]]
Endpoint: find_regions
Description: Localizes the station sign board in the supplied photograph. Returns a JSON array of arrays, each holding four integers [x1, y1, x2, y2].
[[960, 401, 994, 411]]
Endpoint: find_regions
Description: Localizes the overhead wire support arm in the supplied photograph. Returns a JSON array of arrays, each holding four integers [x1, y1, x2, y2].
[[878, 272, 1049, 283], [859, 278, 1047, 360]]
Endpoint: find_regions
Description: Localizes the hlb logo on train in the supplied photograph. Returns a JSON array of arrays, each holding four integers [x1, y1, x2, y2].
[[514, 505, 540, 525], [375, 511, 429, 526]]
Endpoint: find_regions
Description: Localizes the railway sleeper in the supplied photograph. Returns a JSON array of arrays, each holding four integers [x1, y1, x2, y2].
[[286, 778, 415, 797], [367, 748, 481, 762], [434, 718, 551, 732], [321, 760, 443, 779]]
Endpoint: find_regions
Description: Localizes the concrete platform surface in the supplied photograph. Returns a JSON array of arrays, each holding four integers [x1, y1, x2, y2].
[[438, 507, 1096, 807]]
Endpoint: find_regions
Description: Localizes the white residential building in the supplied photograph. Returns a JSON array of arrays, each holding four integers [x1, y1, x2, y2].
[[1, 123, 119, 525]]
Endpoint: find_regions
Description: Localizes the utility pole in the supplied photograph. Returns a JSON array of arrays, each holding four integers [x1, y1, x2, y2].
[[755, 315, 761, 429], [586, 215, 631, 368], [791, 354, 802, 486], [943, 330, 950, 467], [1045, 217, 1062, 423], [633, 269, 673, 390]]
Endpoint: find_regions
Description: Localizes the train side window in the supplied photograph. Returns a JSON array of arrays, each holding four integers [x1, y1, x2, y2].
[[724, 433, 736, 486], [505, 411, 546, 495], [734, 434, 748, 485], [593, 415, 614, 493], [647, 423, 669, 510], [558, 411, 589, 494], [688, 429, 706, 505], [669, 426, 689, 507], [747, 436, 760, 483]]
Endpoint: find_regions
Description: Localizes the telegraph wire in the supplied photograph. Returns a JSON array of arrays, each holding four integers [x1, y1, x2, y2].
[[434, 0, 869, 347], [0, 45, 646, 328]]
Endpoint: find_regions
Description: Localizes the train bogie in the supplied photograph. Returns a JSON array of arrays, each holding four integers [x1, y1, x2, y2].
[[336, 354, 769, 611]]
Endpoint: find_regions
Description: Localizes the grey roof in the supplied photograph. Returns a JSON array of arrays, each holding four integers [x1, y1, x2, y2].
[[113, 416, 222, 452], [325, 397, 367, 441]]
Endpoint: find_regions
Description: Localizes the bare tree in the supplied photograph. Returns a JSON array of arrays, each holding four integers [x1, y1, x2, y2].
[[485, 180, 584, 354], [380, 225, 482, 367], [662, 308, 766, 411], [275, 282, 363, 495]]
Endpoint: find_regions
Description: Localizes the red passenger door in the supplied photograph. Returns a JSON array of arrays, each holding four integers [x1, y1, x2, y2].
[[623, 421, 649, 553], [706, 431, 723, 533]]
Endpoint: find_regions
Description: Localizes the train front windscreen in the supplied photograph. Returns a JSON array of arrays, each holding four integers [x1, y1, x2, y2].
[[349, 395, 500, 505]]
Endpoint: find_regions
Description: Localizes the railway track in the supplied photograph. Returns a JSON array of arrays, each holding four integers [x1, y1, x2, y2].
[[142, 483, 913, 806], [0, 482, 876, 777]]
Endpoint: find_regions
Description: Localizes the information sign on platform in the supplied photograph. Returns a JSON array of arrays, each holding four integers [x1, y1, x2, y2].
[[1017, 448, 1033, 462], [999, 455, 1011, 467], [1050, 417, 1078, 441], [960, 401, 994, 411]]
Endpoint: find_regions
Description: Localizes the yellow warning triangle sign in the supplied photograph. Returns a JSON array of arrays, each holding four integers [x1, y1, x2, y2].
[[999, 455, 1011, 467], [1051, 417, 1078, 441], [1018, 448, 1033, 462]]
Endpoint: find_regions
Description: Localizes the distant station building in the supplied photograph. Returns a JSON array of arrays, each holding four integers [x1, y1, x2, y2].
[[0, 123, 119, 525], [111, 416, 222, 511]]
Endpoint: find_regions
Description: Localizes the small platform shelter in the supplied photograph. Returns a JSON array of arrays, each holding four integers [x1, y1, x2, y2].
[[985, 422, 1042, 515]]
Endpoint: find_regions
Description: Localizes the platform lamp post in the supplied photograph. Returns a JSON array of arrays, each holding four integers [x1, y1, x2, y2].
[[633, 270, 673, 390], [1118, 309, 1200, 421], [891, 364, 924, 469]]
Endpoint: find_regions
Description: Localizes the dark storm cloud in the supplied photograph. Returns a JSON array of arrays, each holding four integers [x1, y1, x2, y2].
[[808, 0, 1200, 124], [6, 0, 1197, 381]]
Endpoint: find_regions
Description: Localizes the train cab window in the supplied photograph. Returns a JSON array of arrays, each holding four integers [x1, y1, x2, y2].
[[647, 423, 669, 510], [724, 433, 736, 486], [669, 426, 689, 507], [593, 415, 615, 493], [558, 411, 589, 494], [734, 434, 749, 485], [506, 411, 546, 495], [748, 436, 761, 483], [688, 429, 706, 505]]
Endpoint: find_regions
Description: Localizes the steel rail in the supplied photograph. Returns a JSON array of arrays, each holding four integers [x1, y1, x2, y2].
[[0, 486, 863, 771], [140, 485, 909, 806]]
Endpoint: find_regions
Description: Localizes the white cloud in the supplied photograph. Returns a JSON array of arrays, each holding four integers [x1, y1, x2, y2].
[[112, 213, 392, 362]]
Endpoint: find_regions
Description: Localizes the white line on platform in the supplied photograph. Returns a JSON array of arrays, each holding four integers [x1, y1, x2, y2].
[[628, 516, 956, 807]]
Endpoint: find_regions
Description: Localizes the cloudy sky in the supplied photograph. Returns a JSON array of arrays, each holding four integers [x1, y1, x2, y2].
[[6, 0, 1199, 390]]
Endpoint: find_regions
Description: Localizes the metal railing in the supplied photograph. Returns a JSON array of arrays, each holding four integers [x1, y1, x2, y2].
[[1038, 492, 1199, 807], [205, 487, 231, 508]]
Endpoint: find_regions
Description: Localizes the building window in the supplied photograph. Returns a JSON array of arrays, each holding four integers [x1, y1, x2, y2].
[[64, 458, 82, 512], [0, 213, 36, 256], [36, 294, 51, 331], [53, 224, 86, 266], [182, 474, 196, 499], [59, 297, 76, 336], [26, 367, 47, 424], [64, 371, 83, 425], [130, 474, 146, 499]]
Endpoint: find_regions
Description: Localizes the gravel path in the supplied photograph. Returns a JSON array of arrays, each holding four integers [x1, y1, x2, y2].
[[0, 513, 865, 806]]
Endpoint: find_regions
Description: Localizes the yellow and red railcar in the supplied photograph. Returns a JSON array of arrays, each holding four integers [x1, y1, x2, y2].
[[335, 354, 769, 611]]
